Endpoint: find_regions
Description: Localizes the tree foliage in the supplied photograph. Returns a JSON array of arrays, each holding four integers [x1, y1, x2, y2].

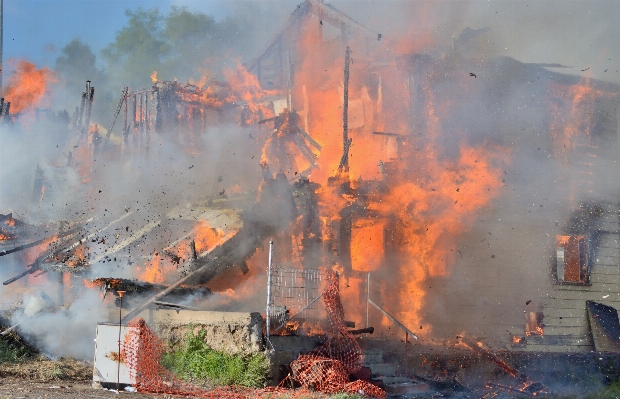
[[55, 38, 112, 122], [101, 5, 267, 89], [55, 38, 106, 92], [101, 8, 169, 89]]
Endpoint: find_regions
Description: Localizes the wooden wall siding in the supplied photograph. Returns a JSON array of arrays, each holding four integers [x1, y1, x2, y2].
[[524, 202, 620, 352]]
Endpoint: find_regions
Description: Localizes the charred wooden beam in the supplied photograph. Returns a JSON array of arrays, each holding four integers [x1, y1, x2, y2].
[[2, 231, 83, 285], [153, 301, 199, 311], [348, 327, 374, 335], [2, 101, 10, 122], [238, 260, 249, 275], [83, 81, 95, 130], [120, 256, 222, 322], [485, 382, 545, 397], [0, 226, 82, 257], [338, 46, 351, 173], [295, 126, 322, 151], [292, 133, 318, 164], [258, 115, 278, 124], [461, 339, 531, 384], [132, 94, 137, 131], [77, 89, 86, 130], [378, 160, 387, 181]]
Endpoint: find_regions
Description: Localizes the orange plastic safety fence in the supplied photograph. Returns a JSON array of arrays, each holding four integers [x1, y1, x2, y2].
[[121, 271, 385, 398], [122, 318, 332, 398], [290, 272, 387, 399]]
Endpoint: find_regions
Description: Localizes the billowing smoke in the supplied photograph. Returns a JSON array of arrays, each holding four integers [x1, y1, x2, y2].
[[1, 0, 619, 362]]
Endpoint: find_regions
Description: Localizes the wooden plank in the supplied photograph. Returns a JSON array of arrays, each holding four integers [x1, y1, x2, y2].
[[592, 265, 620, 275], [596, 213, 619, 224], [592, 246, 620, 258], [595, 221, 619, 231], [542, 307, 587, 318], [547, 290, 620, 301], [524, 344, 593, 353], [526, 333, 591, 344], [542, 325, 589, 335], [506, 326, 526, 336], [544, 316, 585, 327], [598, 236, 620, 248], [552, 282, 619, 293], [541, 298, 581, 309], [592, 256, 620, 266], [590, 273, 620, 284], [596, 204, 619, 214]]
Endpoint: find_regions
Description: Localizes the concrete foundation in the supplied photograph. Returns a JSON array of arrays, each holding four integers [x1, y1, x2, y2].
[[144, 309, 264, 354]]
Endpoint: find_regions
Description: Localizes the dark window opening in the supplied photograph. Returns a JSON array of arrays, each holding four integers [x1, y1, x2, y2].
[[556, 235, 590, 285]]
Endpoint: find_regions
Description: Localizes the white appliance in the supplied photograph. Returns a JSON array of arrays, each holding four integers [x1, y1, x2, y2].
[[92, 323, 138, 388]]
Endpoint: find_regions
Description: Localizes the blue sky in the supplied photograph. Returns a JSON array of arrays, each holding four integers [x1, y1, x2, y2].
[[3, 0, 620, 85], [3, 0, 233, 68]]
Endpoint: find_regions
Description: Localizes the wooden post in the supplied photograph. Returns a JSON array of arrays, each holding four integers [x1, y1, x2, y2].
[[338, 46, 351, 173]]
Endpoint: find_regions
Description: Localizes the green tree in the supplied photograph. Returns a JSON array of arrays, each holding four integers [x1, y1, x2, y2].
[[101, 4, 280, 90], [55, 38, 112, 124], [162, 6, 251, 81], [55, 38, 105, 93], [102, 7, 169, 89], [163, 6, 221, 81]]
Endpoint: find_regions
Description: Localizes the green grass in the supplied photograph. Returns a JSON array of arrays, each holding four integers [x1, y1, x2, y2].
[[0, 335, 33, 363], [162, 329, 269, 388], [585, 377, 620, 399]]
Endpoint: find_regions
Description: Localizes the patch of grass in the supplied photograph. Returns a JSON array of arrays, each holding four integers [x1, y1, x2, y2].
[[585, 377, 620, 399], [39, 363, 65, 381], [0, 335, 33, 363], [162, 329, 269, 388], [0, 356, 91, 381]]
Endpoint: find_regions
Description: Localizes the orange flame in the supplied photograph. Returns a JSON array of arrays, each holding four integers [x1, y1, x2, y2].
[[4, 60, 56, 113], [548, 79, 617, 162], [138, 221, 226, 284]]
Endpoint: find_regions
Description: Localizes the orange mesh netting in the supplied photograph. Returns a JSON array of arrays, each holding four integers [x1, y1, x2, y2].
[[121, 271, 386, 398], [123, 318, 314, 398], [290, 272, 387, 398]]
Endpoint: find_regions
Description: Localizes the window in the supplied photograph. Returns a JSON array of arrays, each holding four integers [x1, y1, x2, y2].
[[556, 235, 590, 284]]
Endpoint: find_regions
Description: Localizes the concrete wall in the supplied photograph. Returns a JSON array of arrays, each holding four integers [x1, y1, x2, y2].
[[143, 309, 263, 354]]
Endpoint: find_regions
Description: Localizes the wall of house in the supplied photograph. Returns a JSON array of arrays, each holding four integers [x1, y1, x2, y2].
[[525, 201, 620, 352]]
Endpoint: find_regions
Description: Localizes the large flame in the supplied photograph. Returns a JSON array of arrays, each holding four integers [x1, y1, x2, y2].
[[4, 60, 56, 113], [138, 220, 227, 284]]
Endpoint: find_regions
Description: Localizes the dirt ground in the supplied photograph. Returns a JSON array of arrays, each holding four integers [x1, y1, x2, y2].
[[0, 379, 169, 399], [0, 358, 164, 399]]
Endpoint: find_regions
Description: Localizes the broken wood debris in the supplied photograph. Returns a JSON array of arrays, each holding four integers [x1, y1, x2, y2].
[[460, 338, 546, 396]]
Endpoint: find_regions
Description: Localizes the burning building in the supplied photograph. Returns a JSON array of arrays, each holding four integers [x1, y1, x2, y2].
[[2, 0, 620, 386], [241, 0, 620, 354]]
